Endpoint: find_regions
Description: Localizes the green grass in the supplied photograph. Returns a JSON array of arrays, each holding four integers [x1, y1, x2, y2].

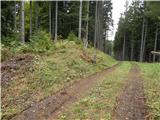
[[58, 62, 132, 120], [138, 63, 160, 120], [1, 41, 117, 120]]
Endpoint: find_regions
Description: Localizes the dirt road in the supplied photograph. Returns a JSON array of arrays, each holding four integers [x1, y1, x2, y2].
[[9, 63, 148, 120], [113, 65, 147, 120], [11, 63, 120, 120]]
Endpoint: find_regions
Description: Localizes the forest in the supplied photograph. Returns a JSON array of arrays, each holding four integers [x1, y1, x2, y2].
[[1, 0, 160, 120], [1, 1, 113, 61], [1, 1, 160, 62], [114, 1, 160, 62]]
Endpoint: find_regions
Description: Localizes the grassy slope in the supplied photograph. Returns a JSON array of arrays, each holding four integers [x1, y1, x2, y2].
[[58, 62, 132, 120], [138, 63, 160, 120], [2, 41, 117, 119]]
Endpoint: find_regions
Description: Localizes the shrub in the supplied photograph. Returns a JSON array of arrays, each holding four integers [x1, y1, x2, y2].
[[67, 32, 82, 45], [1, 43, 30, 61], [29, 30, 53, 53], [1, 44, 13, 61], [1, 33, 20, 47], [67, 32, 77, 41], [13, 43, 30, 54], [1, 34, 25, 61]]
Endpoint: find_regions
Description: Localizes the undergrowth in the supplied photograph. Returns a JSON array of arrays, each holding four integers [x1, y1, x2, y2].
[[1, 40, 117, 119], [1, 31, 84, 61], [1, 30, 53, 61], [139, 63, 160, 120]]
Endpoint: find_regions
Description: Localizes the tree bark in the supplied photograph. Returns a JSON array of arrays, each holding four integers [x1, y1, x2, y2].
[[49, 1, 52, 38], [97, 1, 101, 50], [14, 1, 17, 32], [153, 24, 158, 62], [55, 1, 58, 41], [104, 29, 107, 53], [93, 1, 98, 63], [29, 1, 32, 38], [142, 21, 147, 62], [78, 0, 82, 40], [130, 38, 134, 61], [35, 2, 38, 31], [140, 18, 145, 62], [122, 33, 126, 60], [122, 0, 129, 61], [52, 2, 55, 39], [100, 1, 104, 51], [84, 1, 89, 48], [21, 1, 25, 43]]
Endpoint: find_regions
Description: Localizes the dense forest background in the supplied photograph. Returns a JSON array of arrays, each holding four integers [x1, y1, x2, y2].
[[114, 1, 160, 62], [1, 1, 160, 62], [1, 1, 113, 60]]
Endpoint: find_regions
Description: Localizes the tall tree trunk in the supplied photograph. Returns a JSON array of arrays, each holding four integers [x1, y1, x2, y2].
[[97, 1, 101, 50], [52, 2, 55, 39], [122, 0, 128, 60], [153, 24, 158, 62], [122, 0, 129, 61], [104, 29, 107, 53], [14, 1, 17, 32], [140, 18, 145, 62], [29, 1, 32, 38], [100, 1, 104, 51], [55, 1, 58, 41], [93, 1, 98, 63], [21, 1, 25, 43], [49, 1, 52, 38], [78, 0, 82, 40], [142, 21, 147, 61], [130, 39, 134, 61], [122, 34, 126, 60], [84, 1, 89, 48], [35, 2, 38, 31]]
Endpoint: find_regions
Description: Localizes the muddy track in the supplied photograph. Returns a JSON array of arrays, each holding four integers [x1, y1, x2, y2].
[[10, 63, 120, 120], [112, 64, 147, 120]]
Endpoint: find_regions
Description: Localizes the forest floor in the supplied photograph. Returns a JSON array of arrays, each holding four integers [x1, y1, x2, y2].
[[9, 63, 120, 120]]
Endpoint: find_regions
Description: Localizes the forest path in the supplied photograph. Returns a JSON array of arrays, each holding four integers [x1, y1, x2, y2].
[[11, 63, 120, 120], [112, 64, 147, 120]]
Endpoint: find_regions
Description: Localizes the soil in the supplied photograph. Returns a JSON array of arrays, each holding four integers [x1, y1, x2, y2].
[[10, 63, 120, 120], [1, 54, 34, 86], [112, 64, 148, 120]]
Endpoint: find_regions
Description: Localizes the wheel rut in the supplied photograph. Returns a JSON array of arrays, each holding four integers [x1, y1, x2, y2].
[[11, 63, 120, 120], [112, 64, 147, 120]]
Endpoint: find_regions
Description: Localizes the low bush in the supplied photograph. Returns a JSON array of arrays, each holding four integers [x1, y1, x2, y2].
[[1, 30, 54, 61], [1, 34, 20, 47], [29, 30, 53, 53], [67, 32, 82, 45], [1, 44, 12, 61], [13, 43, 30, 54]]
